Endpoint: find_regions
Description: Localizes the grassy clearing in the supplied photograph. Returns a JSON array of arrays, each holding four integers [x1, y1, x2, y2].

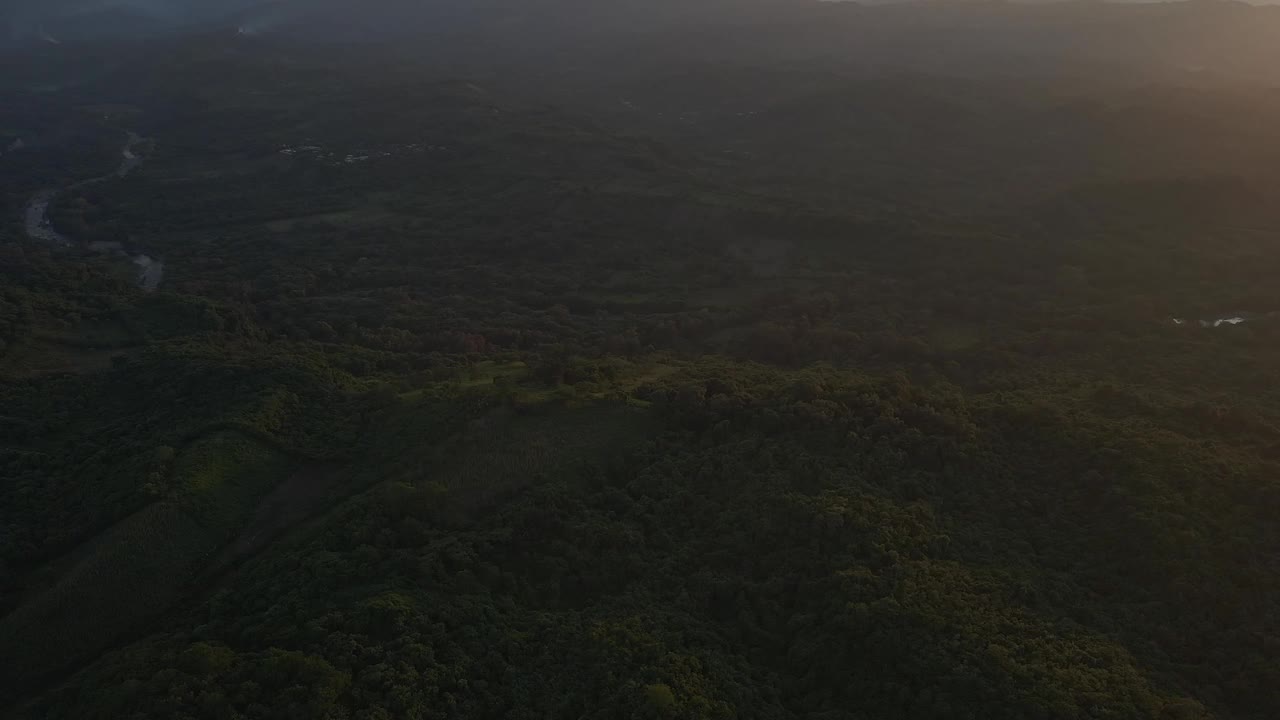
[[38, 317, 135, 349], [930, 324, 985, 352], [397, 358, 680, 408], [395, 401, 655, 526], [458, 359, 530, 388], [264, 205, 416, 233], [0, 433, 292, 690], [0, 339, 128, 378], [0, 314, 139, 378]]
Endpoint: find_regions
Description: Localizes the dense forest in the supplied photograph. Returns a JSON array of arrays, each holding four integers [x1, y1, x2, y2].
[[3, 1, 1280, 718]]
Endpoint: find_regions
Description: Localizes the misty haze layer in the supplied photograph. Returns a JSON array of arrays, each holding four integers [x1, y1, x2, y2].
[[6, 0, 1280, 87]]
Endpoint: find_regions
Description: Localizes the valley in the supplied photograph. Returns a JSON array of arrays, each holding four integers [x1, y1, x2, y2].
[[3, 3, 1280, 719]]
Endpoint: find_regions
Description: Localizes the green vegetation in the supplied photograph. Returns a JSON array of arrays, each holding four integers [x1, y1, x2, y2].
[[15, 362, 1274, 719], [3, 13, 1280, 720], [0, 433, 292, 689]]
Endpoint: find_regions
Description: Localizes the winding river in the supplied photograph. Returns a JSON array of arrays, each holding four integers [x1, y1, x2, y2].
[[23, 132, 165, 291]]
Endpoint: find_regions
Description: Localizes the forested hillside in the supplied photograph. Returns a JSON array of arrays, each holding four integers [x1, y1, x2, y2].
[[3, 3, 1280, 719]]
